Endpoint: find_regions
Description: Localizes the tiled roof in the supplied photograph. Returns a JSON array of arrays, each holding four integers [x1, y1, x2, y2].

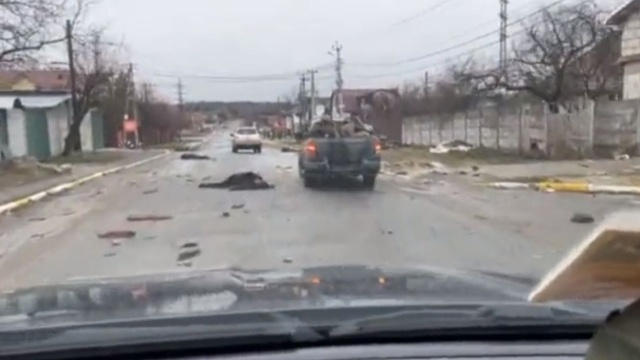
[[0, 69, 71, 92]]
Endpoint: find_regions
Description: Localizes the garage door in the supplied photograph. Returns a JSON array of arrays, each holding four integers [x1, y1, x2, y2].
[[25, 109, 51, 160]]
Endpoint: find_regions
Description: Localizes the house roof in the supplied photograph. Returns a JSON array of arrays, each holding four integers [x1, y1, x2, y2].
[[0, 94, 71, 109], [606, 0, 640, 25], [0, 69, 71, 92]]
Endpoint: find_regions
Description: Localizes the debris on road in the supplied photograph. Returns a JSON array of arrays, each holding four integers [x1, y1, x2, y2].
[[110, 239, 122, 247], [430, 140, 473, 154], [177, 242, 201, 263], [222, 212, 230, 218], [199, 172, 275, 191], [142, 188, 158, 195], [28, 217, 46, 222], [281, 146, 296, 152], [180, 153, 210, 160], [472, 165, 480, 172], [571, 213, 595, 224], [283, 257, 293, 264], [104, 252, 117, 257], [231, 203, 245, 210], [126, 215, 173, 222], [98, 230, 136, 239]]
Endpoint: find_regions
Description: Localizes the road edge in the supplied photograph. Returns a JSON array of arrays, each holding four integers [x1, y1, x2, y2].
[[0, 150, 172, 215], [488, 181, 640, 195]]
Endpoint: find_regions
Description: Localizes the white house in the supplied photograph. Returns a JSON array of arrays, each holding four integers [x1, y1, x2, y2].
[[0, 93, 102, 161], [607, 0, 640, 99]]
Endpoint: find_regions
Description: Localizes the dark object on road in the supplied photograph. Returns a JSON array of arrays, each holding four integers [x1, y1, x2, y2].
[[472, 165, 480, 172], [231, 204, 245, 210], [142, 188, 158, 195], [571, 213, 595, 224], [177, 242, 201, 263], [222, 212, 230, 218], [298, 127, 381, 189], [199, 172, 275, 191], [180, 153, 210, 160], [98, 230, 136, 239], [126, 215, 173, 222], [281, 146, 296, 153], [283, 257, 293, 264], [458, 170, 468, 175], [387, 231, 394, 235], [395, 171, 408, 176], [29, 217, 46, 222]]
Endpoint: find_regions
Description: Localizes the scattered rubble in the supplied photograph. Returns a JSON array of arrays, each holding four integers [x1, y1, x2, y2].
[[142, 188, 158, 195], [98, 230, 136, 239], [177, 242, 201, 263], [180, 153, 210, 160], [471, 165, 480, 172], [126, 215, 173, 222], [571, 213, 595, 224], [37, 162, 72, 174], [231, 204, 245, 210], [430, 140, 473, 154], [199, 172, 275, 191]]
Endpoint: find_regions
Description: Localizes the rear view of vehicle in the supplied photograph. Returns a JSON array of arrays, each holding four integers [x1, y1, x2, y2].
[[298, 135, 382, 189], [232, 127, 262, 153]]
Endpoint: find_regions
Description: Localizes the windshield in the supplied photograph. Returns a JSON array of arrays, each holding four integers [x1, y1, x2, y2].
[[0, 0, 632, 352]]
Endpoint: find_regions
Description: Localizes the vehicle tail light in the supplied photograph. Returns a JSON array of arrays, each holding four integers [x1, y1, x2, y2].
[[305, 139, 317, 156], [373, 137, 382, 155]]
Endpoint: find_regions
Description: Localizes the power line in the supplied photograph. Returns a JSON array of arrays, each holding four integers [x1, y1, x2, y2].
[[145, 62, 333, 82], [389, 0, 460, 27], [348, 0, 570, 67]]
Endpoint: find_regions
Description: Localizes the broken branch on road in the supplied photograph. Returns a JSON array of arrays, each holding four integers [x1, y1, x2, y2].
[[98, 230, 136, 239], [126, 215, 173, 222]]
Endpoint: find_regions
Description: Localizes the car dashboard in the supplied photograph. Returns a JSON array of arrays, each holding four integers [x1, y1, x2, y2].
[[157, 341, 588, 360]]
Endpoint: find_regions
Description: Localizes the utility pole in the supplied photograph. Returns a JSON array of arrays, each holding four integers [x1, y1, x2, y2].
[[308, 69, 318, 124], [423, 71, 429, 97], [499, 0, 508, 80], [92, 32, 101, 72], [65, 20, 78, 127], [177, 78, 184, 113], [331, 41, 343, 91], [330, 41, 344, 117]]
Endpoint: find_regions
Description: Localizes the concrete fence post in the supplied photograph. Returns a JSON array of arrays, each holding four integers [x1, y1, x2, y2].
[[464, 111, 468, 143]]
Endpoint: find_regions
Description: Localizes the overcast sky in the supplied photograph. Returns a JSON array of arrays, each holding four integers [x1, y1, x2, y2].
[[85, 0, 626, 102]]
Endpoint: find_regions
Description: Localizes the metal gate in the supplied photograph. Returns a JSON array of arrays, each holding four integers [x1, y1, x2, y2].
[[25, 109, 51, 160], [0, 110, 8, 160]]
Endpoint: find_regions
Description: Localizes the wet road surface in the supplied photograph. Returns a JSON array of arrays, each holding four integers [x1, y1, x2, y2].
[[0, 130, 631, 289]]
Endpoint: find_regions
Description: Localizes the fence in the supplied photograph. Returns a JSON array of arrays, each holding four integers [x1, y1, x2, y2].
[[402, 99, 640, 158]]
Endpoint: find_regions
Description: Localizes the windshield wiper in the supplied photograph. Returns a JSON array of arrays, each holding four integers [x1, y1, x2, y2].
[[328, 303, 600, 339]]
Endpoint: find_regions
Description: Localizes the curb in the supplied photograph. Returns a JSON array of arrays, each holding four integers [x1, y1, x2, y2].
[[0, 150, 172, 215], [488, 181, 640, 195]]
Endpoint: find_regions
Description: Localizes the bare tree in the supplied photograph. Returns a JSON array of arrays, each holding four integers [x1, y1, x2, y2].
[[568, 29, 622, 100], [62, 28, 123, 155], [0, 0, 89, 67], [503, 1, 610, 110]]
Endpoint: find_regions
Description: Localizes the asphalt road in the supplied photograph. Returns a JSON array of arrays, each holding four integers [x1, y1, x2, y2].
[[0, 130, 630, 290]]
